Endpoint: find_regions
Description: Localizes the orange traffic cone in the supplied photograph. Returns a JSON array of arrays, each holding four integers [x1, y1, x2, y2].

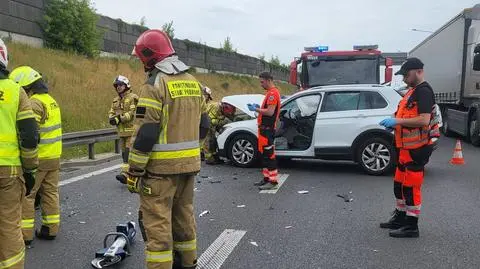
[[450, 140, 465, 165]]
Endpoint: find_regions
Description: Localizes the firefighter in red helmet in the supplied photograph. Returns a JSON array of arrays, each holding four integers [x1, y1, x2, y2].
[[128, 29, 209, 269]]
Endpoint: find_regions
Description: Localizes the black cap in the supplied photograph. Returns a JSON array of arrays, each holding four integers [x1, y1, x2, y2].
[[395, 57, 424, 76]]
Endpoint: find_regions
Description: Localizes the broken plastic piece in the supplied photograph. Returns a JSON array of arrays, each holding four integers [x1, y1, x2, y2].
[[297, 190, 309, 194], [250, 241, 258, 247], [237, 205, 246, 208], [199, 210, 210, 217]]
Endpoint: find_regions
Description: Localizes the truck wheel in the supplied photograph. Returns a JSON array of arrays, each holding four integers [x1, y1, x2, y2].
[[441, 108, 454, 137], [469, 112, 480, 146]]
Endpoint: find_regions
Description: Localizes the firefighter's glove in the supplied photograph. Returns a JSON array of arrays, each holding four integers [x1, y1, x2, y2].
[[126, 168, 145, 193], [126, 176, 141, 193], [109, 115, 121, 126], [23, 169, 36, 196], [379, 118, 397, 128]]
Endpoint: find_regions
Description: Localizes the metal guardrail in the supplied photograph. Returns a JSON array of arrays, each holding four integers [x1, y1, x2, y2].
[[63, 128, 121, 159]]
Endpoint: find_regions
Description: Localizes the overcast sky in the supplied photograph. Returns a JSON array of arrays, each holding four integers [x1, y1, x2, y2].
[[92, 0, 479, 64]]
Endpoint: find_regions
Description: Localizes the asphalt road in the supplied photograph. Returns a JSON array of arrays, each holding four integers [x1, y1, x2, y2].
[[25, 136, 480, 269]]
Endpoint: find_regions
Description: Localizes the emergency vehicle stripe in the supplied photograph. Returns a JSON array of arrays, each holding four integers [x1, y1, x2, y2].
[[152, 141, 199, 152], [39, 136, 62, 144], [129, 152, 149, 164], [42, 214, 60, 224], [0, 247, 24, 269], [39, 124, 62, 132], [138, 98, 163, 110], [17, 110, 35, 121], [174, 239, 197, 251], [150, 148, 200, 159], [146, 250, 173, 263], [21, 219, 34, 229]]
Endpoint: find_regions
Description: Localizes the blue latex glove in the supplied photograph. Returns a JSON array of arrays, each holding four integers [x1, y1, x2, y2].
[[379, 118, 397, 128], [247, 104, 257, 111]]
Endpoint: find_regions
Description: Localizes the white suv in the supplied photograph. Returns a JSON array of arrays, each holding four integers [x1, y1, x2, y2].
[[216, 84, 402, 175]]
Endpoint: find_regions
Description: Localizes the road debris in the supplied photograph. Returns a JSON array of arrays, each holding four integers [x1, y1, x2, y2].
[[285, 226, 293, 229], [250, 241, 258, 247], [199, 210, 210, 217], [297, 190, 309, 194], [237, 205, 246, 208], [209, 180, 222, 184], [337, 194, 353, 202], [79, 221, 86, 224]]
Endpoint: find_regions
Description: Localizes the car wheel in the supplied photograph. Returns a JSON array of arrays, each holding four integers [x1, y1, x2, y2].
[[227, 134, 259, 168], [356, 137, 395, 176]]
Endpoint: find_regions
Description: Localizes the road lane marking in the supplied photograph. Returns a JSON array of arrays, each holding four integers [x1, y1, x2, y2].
[[259, 173, 289, 194], [197, 229, 246, 269], [59, 164, 122, 186]]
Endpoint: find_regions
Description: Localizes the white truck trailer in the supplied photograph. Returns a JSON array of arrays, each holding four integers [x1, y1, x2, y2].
[[409, 4, 480, 146]]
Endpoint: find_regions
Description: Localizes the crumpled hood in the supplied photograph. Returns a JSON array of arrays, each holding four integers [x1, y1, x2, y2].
[[221, 94, 265, 118], [154, 55, 190, 75]]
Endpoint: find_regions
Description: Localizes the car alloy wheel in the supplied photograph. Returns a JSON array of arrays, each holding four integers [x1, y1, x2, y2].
[[361, 142, 391, 173], [231, 138, 255, 165]]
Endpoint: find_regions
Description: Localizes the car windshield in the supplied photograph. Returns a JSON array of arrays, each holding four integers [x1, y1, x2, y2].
[[306, 58, 378, 86]]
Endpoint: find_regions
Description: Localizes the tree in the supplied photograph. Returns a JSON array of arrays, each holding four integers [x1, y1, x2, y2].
[[41, 0, 101, 57], [140, 16, 147, 27], [258, 53, 266, 61], [221, 37, 235, 52], [269, 55, 281, 66], [162, 21, 175, 39]]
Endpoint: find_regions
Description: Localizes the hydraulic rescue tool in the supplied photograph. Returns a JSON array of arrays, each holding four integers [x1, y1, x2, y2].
[[91, 221, 137, 268]]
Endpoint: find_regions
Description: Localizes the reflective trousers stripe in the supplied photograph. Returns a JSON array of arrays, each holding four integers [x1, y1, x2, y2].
[[42, 214, 60, 224], [0, 248, 24, 269], [21, 219, 35, 229], [146, 250, 173, 263], [173, 239, 197, 251]]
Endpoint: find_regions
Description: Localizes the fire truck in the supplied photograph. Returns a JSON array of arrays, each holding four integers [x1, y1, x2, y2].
[[289, 45, 394, 89]]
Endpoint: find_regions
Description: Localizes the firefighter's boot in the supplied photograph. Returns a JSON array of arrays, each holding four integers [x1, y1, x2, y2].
[[389, 216, 419, 238], [36, 225, 56, 240], [116, 174, 127, 184], [379, 209, 406, 229]]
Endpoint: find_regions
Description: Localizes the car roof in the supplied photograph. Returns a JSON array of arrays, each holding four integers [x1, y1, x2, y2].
[[307, 84, 390, 92], [282, 84, 400, 104]]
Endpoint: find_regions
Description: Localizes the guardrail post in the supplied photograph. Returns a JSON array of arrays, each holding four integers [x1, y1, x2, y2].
[[115, 139, 121, 154], [88, 143, 95, 160]]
